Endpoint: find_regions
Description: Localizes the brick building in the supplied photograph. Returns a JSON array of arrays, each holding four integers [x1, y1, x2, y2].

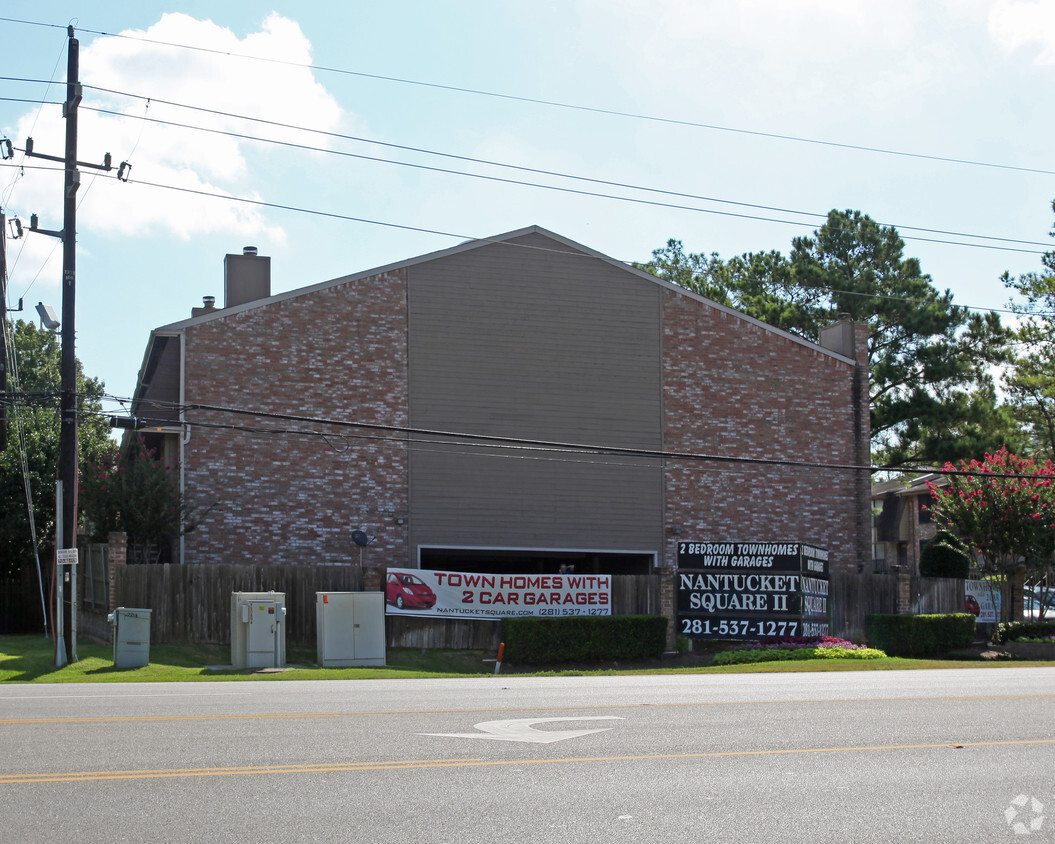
[[129, 226, 871, 574]]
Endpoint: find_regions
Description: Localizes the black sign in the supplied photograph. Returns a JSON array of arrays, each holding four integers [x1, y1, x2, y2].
[[677, 542, 829, 576], [676, 540, 830, 640], [678, 616, 831, 640], [677, 572, 829, 617]]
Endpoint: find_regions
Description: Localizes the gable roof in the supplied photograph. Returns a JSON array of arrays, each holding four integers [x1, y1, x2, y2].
[[132, 226, 857, 408], [154, 225, 854, 361]]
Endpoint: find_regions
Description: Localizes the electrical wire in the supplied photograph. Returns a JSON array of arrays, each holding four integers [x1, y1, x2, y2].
[[2, 158, 1044, 318], [104, 396, 1048, 480], [3, 15, 1048, 179], [1, 159, 1047, 318], [78, 96, 1055, 252], [6, 76, 1053, 252]]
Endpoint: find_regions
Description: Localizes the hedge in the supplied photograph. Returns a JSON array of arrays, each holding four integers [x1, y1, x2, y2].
[[711, 646, 886, 666], [500, 614, 668, 664], [992, 620, 1055, 644], [864, 613, 975, 658]]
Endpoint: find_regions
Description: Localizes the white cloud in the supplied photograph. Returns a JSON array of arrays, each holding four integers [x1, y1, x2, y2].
[[5, 13, 342, 249], [988, 0, 1055, 63], [572, 0, 962, 125]]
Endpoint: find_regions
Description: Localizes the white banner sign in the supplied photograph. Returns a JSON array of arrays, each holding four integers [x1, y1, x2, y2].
[[385, 568, 612, 620], [965, 579, 1001, 624]]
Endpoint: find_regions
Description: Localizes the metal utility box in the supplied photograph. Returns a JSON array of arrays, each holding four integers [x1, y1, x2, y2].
[[316, 592, 386, 667], [230, 592, 286, 669], [109, 607, 151, 669]]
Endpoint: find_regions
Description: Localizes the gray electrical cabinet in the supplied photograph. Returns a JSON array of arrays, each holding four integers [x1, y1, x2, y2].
[[109, 607, 152, 669], [230, 592, 286, 669], [316, 592, 386, 667]]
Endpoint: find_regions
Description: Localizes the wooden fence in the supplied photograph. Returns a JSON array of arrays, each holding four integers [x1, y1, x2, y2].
[[90, 562, 966, 649], [829, 572, 965, 640], [98, 566, 662, 648], [108, 563, 364, 645]]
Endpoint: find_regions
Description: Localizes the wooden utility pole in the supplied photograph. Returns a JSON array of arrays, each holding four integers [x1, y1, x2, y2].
[[56, 26, 81, 664], [0, 211, 8, 453], [24, 28, 118, 663]]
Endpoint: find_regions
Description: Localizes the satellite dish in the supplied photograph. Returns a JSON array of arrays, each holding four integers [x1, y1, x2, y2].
[[352, 530, 370, 547]]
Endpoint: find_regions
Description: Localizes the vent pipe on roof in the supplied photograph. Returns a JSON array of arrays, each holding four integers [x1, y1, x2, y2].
[[192, 295, 218, 318], [243, 246, 258, 256]]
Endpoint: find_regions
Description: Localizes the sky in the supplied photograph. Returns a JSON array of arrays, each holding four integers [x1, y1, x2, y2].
[[2, 1, 1055, 415]]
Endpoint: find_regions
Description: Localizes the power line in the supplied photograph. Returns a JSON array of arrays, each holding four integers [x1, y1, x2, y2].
[[7, 16, 1049, 180], [3, 16, 1053, 179], [77, 93, 1054, 252], [108, 396, 1053, 481], [7, 75, 1054, 251], [2, 161, 1044, 317], [4, 30, 1052, 266]]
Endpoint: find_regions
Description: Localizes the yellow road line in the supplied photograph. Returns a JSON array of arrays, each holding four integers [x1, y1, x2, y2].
[[1, 693, 1053, 726], [2, 740, 1054, 784]]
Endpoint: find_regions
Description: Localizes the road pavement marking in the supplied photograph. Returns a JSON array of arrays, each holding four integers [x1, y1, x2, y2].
[[0, 692, 250, 701], [422, 716, 623, 743], [1, 693, 1052, 726], [2, 739, 1053, 785]]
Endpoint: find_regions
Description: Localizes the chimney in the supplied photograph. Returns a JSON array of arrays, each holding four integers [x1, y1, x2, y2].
[[818, 314, 857, 359], [224, 246, 271, 308], [191, 295, 218, 318]]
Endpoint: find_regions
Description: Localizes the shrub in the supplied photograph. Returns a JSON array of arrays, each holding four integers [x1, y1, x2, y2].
[[919, 540, 971, 579], [501, 615, 667, 664], [865, 613, 976, 657], [992, 620, 1055, 644], [711, 643, 886, 666]]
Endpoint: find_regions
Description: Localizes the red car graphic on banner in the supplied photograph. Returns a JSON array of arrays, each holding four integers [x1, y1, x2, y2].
[[386, 571, 437, 610]]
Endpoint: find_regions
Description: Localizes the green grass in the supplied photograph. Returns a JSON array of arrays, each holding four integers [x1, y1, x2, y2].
[[0, 635, 493, 683], [1, 634, 1051, 683]]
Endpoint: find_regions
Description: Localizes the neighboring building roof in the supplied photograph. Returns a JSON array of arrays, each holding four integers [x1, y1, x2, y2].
[[871, 473, 947, 499]]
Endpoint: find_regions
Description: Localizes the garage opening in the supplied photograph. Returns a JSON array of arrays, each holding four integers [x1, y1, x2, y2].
[[419, 548, 654, 575]]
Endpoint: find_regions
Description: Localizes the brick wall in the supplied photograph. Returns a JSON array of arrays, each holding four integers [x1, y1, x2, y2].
[[180, 269, 410, 567], [661, 293, 867, 573], [169, 241, 868, 578]]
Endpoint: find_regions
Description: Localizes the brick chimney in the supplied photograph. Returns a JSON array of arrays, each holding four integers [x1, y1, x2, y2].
[[820, 316, 872, 572]]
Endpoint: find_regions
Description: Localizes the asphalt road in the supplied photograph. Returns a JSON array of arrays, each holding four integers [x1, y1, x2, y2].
[[1, 668, 1054, 843]]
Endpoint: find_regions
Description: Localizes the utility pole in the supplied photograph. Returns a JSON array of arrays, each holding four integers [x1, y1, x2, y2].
[[24, 28, 116, 664], [57, 26, 80, 666], [24, 28, 91, 664], [1, 211, 8, 452]]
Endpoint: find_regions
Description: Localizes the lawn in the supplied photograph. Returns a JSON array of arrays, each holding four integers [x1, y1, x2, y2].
[[1, 634, 1051, 683], [0, 635, 492, 683]]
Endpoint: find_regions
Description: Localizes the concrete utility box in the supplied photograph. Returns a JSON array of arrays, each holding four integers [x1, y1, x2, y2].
[[230, 592, 286, 669], [316, 592, 386, 667], [109, 607, 151, 669]]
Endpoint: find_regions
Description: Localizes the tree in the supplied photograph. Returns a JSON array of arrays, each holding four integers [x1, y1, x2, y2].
[[638, 210, 1016, 467], [0, 319, 111, 577], [79, 435, 202, 563], [1002, 199, 1055, 460], [927, 448, 1055, 618], [919, 532, 971, 579]]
